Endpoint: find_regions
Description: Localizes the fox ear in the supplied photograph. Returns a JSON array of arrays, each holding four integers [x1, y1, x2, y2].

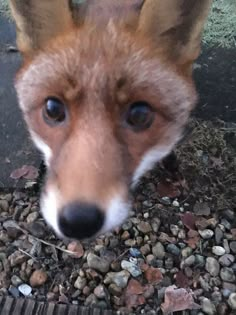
[[138, 0, 212, 73], [9, 0, 74, 57]]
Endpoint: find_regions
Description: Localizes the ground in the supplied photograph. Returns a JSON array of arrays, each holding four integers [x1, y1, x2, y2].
[[0, 1, 236, 314]]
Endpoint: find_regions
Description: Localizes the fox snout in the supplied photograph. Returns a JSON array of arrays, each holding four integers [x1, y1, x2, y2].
[[10, 0, 212, 240]]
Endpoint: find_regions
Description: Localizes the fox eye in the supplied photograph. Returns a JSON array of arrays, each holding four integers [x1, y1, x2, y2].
[[126, 101, 154, 131], [43, 97, 66, 125]]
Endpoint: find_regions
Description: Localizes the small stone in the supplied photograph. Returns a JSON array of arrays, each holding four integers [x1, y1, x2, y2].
[[211, 291, 222, 304], [47, 292, 56, 302], [94, 285, 106, 299], [212, 246, 226, 256], [0, 231, 10, 243], [121, 231, 130, 240], [152, 242, 165, 259], [222, 209, 235, 222], [202, 297, 216, 315], [26, 212, 39, 223], [166, 244, 180, 256], [0, 200, 9, 212], [9, 286, 20, 298], [228, 293, 236, 310], [137, 221, 152, 234], [151, 218, 161, 233], [140, 244, 150, 256], [30, 270, 48, 287], [195, 255, 205, 268], [230, 241, 236, 254], [222, 289, 232, 298], [165, 257, 174, 269], [205, 257, 220, 276], [170, 225, 179, 236], [199, 229, 214, 239], [87, 253, 110, 273], [122, 220, 132, 230], [74, 276, 87, 290], [217, 303, 229, 315], [143, 285, 155, 299], [215, 227, 224, 244], [108, 284, 122, 296], [219, 254, 235, 267], [220, 268, 235, 283], [181, 247, 193, 258], [193, 202, 211, 216], [184, 255, 196, 267], [172, 200, 180, 207], [143, 212, 149, 219], [104, 271, 130, 288], [18, 284, 32, 297], [8, 251, 28, 267], [146, 255, 155, 265], [223, 282, 236, 293], [121, 260, 142, 277], [27, 222, 46, 238], [129, 248, 141, 258], [84, 293, 98, 307], [124, 239, 136, 247], [11, 275, 23, 287], [221, 219, 231, 231], [223, 239, 230, 254]]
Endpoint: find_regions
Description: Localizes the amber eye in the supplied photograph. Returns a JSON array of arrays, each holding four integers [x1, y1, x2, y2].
[[43, 97, 66, 125], [126, 101, 154, 131]]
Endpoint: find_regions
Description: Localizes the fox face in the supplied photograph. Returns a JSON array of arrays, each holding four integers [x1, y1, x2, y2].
[[10, 0, 212, 240]]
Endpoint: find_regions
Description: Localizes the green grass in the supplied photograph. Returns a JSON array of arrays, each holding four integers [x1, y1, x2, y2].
[[0, 0, 235, 48]]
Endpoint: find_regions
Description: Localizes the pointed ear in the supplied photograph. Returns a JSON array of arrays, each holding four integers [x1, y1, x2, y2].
[[9, 0, 74, 57], [138, 0, 212, 73]]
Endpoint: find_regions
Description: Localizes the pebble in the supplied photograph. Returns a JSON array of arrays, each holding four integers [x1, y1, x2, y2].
[[184, 255, 196, 267], [129, 248, 142, 258], [228, 293, 236, 310], [170, 225, 179, 236], [121, 260, 142, 277], [0, 200, 9, 212], [205, 257, 220, 276], [220, 267, 235, 283], [30, 270, 48, 287], [94, 285, 106, 299], [11, 275, 23, 287], [201, 297, 216, 315], [230, 241, 236, 254], [87, 253, 110, 273], [215, 227, 224, 244], [26, 212, 39, 223], [18, 284, 32, 297], [166, 244, 180, 256], [104, 271, 130, 289], [165, 257, 174, 270], [221, 219, 231, 231], [219, 254, 235, 267], [222, 289, 231, 298], [223, 282, 236, 293], [152, 242, 165, 259], [195, 255, 205, 268], [172, 200, 180, 207], [122, 221, 132, 231], [151, 218, 161, 233], [199, 229, 214, 239], [140, 244, 150, 256], [125, 239, 136, 247], [146, 255, 155, 265], [27, 222, 46, 238], [74, 276, 87, 290], [9, 286, 20, 298], [223, 239, 230, 254], [137, 221, 152, 234], [108, 284, 122, 296], [181, 247, 193, 258], [211, 291, 222, 304], [212, 246, 226, 256], [84, 293, 98, 307], [8, 251, 28, 267]]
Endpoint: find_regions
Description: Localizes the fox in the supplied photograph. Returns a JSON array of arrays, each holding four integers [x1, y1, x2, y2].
[[9, 0, 212, 240]]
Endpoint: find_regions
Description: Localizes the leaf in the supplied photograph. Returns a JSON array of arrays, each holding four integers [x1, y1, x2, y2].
[[10, 165, 39, 180], [181, 212, 196, 230], [156, 181, 181, 198], [161, 285, 201, 314], [144, 267, 163, 285]]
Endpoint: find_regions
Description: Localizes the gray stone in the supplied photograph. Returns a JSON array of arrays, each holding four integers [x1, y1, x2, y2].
[[220, 267, 236, 282], [170, 225, 179, 236], [215, 227, 224, 244], [94, 285, 106, 299], [223, 282, 236, 293], [11, 275, 23, 287], [152, 242, 165, 259], [0, 200, 9, 212], [166, 244, 180, 256], [137, 221, 152, 234], [87, 253, 110, 273], [8, 251, 28, 267], [104, 270, 130, 289], [201, 297, 216, 315], [219, 254, 235, 267], [205, 257, 220, 276], [184, 255, 196, 267], [84, 294, 98, 307], [121, 260, 142, 277], [199, 229, 214, 239], [230, 241, 236, 254], [181, 247, 193, 258], [228, 293, 236, 310], [212, 246, 226, 256]]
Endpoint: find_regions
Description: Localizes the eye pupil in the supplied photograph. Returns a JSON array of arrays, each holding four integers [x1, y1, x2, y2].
[[44, 98, 66, 123], [126, 101, 154, 131]]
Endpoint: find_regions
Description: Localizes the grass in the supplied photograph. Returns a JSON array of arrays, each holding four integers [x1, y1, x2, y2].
[[0, 0, 236, 48]]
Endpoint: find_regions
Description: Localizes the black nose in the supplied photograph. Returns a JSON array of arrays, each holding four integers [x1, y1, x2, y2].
[[58, 202, 105, 239]]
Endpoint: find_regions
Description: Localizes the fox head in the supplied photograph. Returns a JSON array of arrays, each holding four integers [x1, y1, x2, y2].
[[10, 0, 211, 240]]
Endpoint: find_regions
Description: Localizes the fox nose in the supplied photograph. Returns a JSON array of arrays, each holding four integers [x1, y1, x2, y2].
[[58, 202, 105, 239]]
